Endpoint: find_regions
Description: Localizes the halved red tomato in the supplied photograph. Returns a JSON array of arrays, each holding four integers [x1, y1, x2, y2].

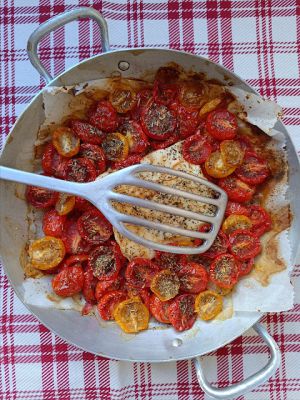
[[235, 152, 270, 185], [52, 127, 80, 158], [229, 229, 261, 260], [77, 209, 113, 245], [206, 110, 237, 140], [109, 85, 137, 113], [153, 80, 178, 106], [155, 248, 186, 274], [42, 209, 66, 237], [149, 294, 171, 323], [141, 101, 176, 140], [89, 100, 119, 132], [130, 89, 152, 121], [178, 262, 208, 294], [64, 254, 89, 267], [218, 176, 255, 203], [195, 223, 229, 259], [71, 120, 105, 145], [82, 266, 98, 304], [78, 143, 106, 174], [168, 294, 197, 332], [182, 133, 212, 165], [42, 143, 68, 178], [150, 270, 180, 301], [248, 205, 272, 236], [88, 244, 122, 281], [121, 120, 149, 154], [61, 219, 92, 255], [95, 276, 124, 301], [209, 254, 239, 289], [52, 265, 84, 297], [150, 131, 179, 150], [26, 185, 59, 209], [225, 201, 250, 217], [101, 132, 129, 161], [113, 154, 143, 170], [170, 101, 199, 139], [66, 158, 97, 182], [74, 197, 93, 212], [97, 290, 128, 321], [125, 258, 161, 288], [238, 258, 255, 277]]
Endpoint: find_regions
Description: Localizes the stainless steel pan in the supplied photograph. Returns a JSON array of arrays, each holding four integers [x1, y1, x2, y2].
[[1, 8, 300, 399]]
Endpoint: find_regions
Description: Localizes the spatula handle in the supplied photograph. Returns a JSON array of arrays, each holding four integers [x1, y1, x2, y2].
[[0, 166, 86, 197]]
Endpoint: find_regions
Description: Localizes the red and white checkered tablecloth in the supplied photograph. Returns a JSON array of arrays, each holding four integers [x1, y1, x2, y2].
[[1, 1, 300, 399]]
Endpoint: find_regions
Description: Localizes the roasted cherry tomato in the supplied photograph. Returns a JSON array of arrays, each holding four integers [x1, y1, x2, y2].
[[209, 254, 239, 289], [235, 152, 270, 185], [66, 158, 97, 182], [113, 298, 150, 333], [52, 127, 80, 158], [141, 101, 176, 141], [220, 139, 245, 167], [155, 66, 179, 84], [205, 151, 236, 178], [168, 294, 197, 332], [207, 281, 232, 296], [218, 176, 255, 203], [55, 193, 75, 216], [97, 290, 128, 321], [222, 214, 253, 235], [78, 143, 106, 174], [178, 81, 206, 110], [61, 219, 92, 255], [150, 131, 179, 150], [149, 294, 172, 323], [194, 290, 223, 321], [82, 266, 98, 303], [77, 209, 112, 245], [150, 270, 180, 301], [187, 253, 212, 270], [109, 85, 137, 113], [206, 109, 237, 140], [71, 120, 105, 145], [121, 120, 149, 154], [26, 185, 58, 209], [52, 265, 84, 297], [198, 226, 229, 259], [74, 197, 94, 212], [64, 254, 89, 267], [182, 133, 212, 165], [126, 287, 151, 310], [42, 209, 66, 237], [113, 154, 143, 170], [101, 132, 129, 161], [248, 205, 272, 236], [238, 258, 255, 277], [95, 276, 124, 301], [29, 236, 66, 270], [178, 262, 208, 294], [225, 201, 250, 217], [229, 229, 261, 260], [155, 248, 186, 274], [130, 89, 152, 121], [89, 100, 119, 132], [125, 258, 160, 289], [153, 81, 178, 106], [170, 101, 199, 139], [88, 244, 122, 281], [42, 143, 68, 178]]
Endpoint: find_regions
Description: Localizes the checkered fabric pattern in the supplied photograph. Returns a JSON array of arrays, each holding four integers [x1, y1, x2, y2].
[[1, 1, 300, 399]]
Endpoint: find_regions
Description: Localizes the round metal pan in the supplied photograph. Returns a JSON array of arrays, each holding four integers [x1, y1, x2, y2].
[[1, 8, 299, 399]]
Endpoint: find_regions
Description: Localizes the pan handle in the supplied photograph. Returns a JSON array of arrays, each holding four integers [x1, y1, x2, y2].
[[27, 7, 110, 83], [193, 323, 281, 399]]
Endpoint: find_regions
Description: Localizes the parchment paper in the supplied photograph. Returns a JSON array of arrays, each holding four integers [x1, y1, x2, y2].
[[23, 78, 294, 315]]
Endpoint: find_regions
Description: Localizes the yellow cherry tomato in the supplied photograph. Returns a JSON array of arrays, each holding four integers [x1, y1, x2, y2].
[[150, 270, 180, 301], [205, 151, 236, 178], [109, 85, 137, 113], [52, 127, 80, 157], [195, 290, 223, 321], [207, 281, 232, 296], [101, 132, 129, 161], [113, 298, 149, 333], [28, 236, 65, 270], [55, 193, 75, 216], [220, 140, 245, 167], [222, 214, 253, 235]]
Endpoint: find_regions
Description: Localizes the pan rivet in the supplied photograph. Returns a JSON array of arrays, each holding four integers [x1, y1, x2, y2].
[[118, 61, 130, 71], [172, 338, 183, 347]]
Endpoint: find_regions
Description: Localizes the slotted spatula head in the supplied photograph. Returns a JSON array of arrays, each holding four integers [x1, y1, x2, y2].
[[93, 164, 228, 255]]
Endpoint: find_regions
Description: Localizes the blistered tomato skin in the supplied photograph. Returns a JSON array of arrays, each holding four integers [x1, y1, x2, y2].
[[52, 265, 84, 297]]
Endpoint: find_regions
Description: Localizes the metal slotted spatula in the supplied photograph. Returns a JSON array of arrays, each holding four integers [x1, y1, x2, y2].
[[0, 164, 227, 254]]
